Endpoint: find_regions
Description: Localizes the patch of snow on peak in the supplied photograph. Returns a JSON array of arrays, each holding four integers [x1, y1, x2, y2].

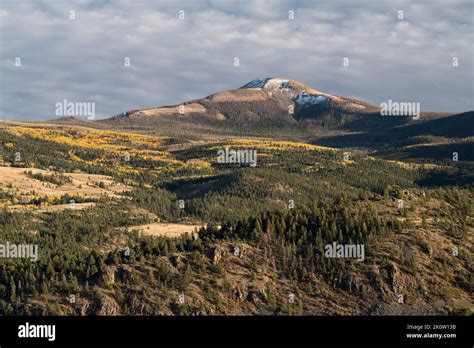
[[240, 78, 270, 89], [241, 77, 293, 91], [264, 78, 291, 91], [293, 91, 329, 106]]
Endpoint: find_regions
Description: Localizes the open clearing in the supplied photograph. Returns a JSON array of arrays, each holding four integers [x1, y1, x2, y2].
[[0, 166, 130, 198], [7, 202, 96, 213], [36, 202, 96, 213], [128, 222, 203, 238]]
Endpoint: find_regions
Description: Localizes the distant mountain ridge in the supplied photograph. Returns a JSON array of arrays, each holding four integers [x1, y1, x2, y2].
[[43, 78, 472, 150], [101, 77, 380, 128]]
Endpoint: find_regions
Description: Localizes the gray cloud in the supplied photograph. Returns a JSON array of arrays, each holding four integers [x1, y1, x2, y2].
[[0, 0, 472, 121]]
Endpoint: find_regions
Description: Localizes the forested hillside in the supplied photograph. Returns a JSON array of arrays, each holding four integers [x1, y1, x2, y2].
[[0, 122, 472, 315]]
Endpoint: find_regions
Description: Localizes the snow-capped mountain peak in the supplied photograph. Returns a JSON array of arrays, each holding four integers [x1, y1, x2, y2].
[[240, 77, 292, 91]]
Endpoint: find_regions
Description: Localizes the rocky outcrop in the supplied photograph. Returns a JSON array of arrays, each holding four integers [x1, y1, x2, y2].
[[79, 301, 91, 316], [386, 262, 417, 293], [95, 295, 121, 315], [387, 263, 403, 291], [208, 246, 226, 265], [246, 286, 268, 304], [97, 266, 116, 287], [230, 285, 246, 301]]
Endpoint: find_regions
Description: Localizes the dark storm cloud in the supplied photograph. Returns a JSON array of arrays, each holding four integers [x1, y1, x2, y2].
[[0, 0, 472, 120]]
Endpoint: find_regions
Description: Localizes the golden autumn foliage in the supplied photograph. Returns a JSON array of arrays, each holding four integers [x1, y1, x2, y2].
[[211, 138, 336, 152]]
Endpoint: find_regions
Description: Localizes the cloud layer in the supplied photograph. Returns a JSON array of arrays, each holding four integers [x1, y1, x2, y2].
[[1, 0, 472, 121]]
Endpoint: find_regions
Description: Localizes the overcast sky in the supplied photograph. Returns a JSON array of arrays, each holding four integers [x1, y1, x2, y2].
[[0, 0, 473, 121]]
